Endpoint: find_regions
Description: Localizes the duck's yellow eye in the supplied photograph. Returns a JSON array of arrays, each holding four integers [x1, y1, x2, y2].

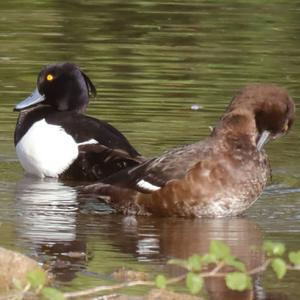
[[46, 74, 54, 81]]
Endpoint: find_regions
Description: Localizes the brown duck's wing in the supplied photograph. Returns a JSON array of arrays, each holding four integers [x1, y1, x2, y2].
[[61, 143, 145, 181], [103, 140, 213, 193]]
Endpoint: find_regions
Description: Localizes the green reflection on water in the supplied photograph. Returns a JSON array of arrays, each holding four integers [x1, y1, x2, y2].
[[0, 0, 300, 299]]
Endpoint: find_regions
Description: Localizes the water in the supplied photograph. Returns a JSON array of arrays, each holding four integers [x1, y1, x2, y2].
[[0, 0, 300, 299]]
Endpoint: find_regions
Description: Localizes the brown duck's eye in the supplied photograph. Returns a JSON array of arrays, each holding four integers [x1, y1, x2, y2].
[[46, 74, 54, 81]]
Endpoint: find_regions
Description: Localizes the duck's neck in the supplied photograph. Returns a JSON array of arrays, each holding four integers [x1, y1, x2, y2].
[[211, 110, 258, 147], [66, 86, 89, 113]]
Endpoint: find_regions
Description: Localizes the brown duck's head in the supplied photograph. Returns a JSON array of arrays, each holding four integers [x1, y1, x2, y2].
[[224, 84, 295, 150]]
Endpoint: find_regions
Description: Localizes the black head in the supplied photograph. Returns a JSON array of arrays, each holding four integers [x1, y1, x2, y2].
[[14, 62, 96, 113], [227, 84, 295, 149]]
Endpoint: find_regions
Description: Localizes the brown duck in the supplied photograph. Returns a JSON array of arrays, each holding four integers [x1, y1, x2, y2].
[[83, 84, 295, 217]]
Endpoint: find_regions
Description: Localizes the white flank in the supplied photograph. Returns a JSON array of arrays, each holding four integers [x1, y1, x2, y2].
[[137, 179, 161, 192], [16, 119, 79, 178]]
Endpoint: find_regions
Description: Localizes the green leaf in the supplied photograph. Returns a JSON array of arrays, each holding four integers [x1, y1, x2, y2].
[[201, 253, 218, 265], [155, 274, 167, 289], [41, 287, 65, 300], [187, 255, 202, 272], [224, 256, 246, 272], [225, 272, 252, 291], [263, 241, 285, 256], [27, 269, 47, 290], [272, 258, 287, 279], [209, 240, 231, 260], [186, 272, 203, 294], [289, 251, 300, 266]]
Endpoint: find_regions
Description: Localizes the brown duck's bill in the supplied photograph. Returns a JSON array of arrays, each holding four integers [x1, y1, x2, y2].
[[14, 88, 45, 111], [256, 130, 271, 151]]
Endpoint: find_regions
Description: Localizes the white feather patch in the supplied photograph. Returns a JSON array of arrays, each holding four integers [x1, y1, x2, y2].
[[16, 119, 79, 178], [77, 139, 98, 146], [137, 179, 161, 192]]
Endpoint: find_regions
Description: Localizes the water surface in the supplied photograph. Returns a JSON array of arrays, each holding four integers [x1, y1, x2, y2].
[[0, 1, 300, 299]]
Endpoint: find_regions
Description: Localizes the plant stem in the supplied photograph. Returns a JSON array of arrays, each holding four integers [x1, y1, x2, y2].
[[60, 259, 300, 299], [63, 280, 154, 299]]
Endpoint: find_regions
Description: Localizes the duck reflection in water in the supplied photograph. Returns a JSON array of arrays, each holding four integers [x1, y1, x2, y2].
[[98, 216, 288, 300], [83, 84, 295, 218], [14, 177, 290, 298], [14, 176, 92, 281]]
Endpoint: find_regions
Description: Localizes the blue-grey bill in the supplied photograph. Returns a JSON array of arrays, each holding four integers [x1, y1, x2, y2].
[[14, 88, 45, 111], [257, 130, 271, 151]]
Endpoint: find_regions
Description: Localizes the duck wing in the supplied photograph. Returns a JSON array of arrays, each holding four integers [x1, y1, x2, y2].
[[46, 111, 141, 157], [45, 111, 144, 180], [62, 143, 145, 181], [102, 140, 213, 193]]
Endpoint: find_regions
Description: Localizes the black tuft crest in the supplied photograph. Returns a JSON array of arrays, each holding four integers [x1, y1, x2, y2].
[[81, 70, 97, 97]]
